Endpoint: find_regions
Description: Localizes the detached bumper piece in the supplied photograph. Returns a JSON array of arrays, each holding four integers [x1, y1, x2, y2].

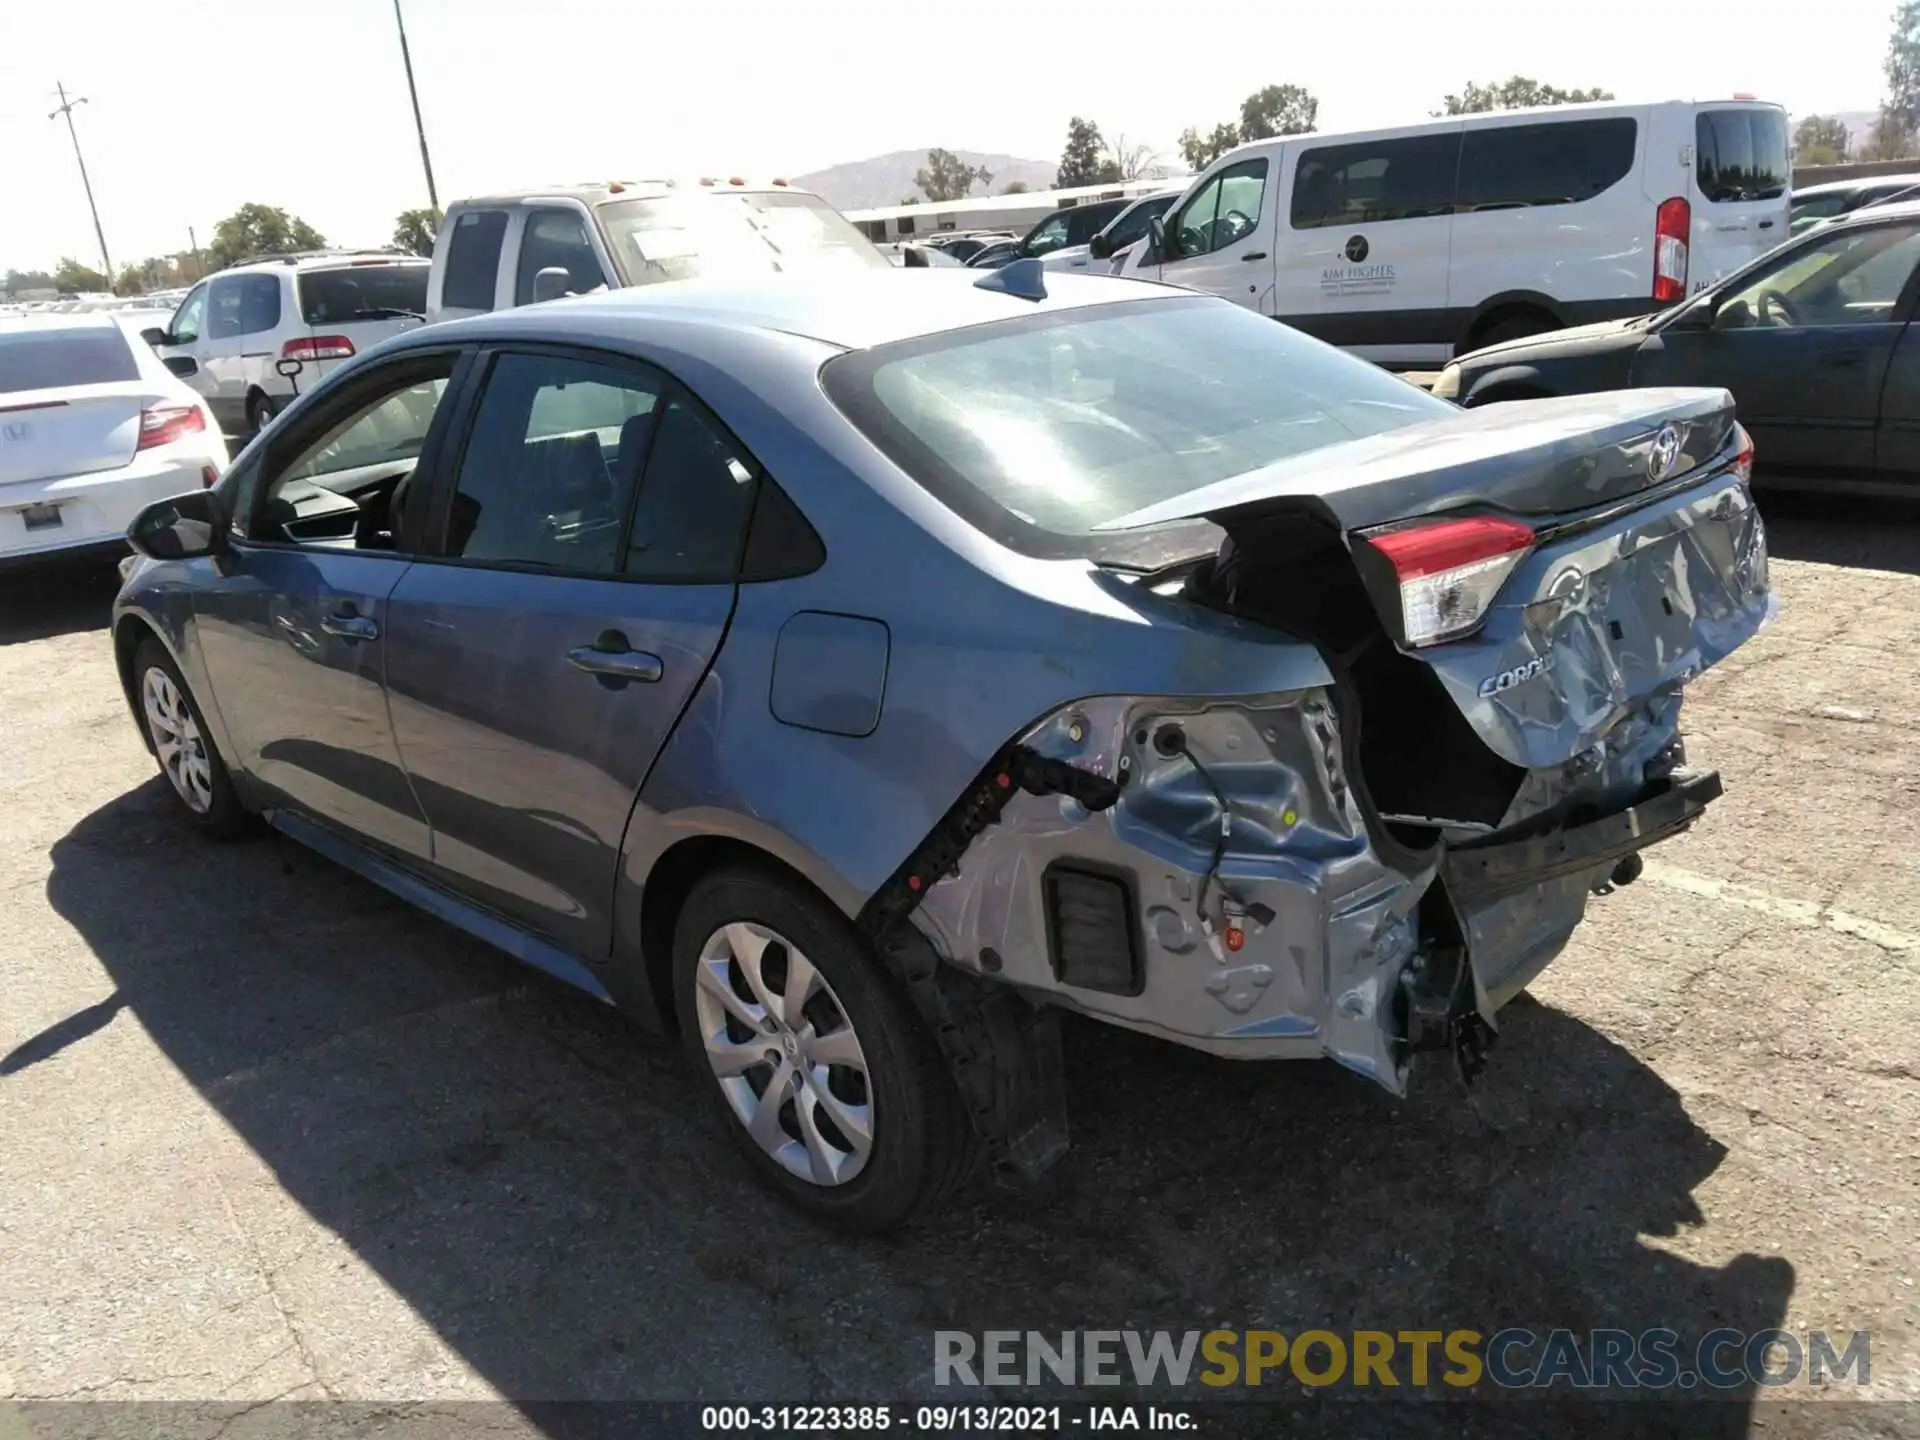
[[1442, 769, 1723, 902]]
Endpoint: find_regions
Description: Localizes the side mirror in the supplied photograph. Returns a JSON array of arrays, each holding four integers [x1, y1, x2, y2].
[[531, 267, 573, 304], [128, 487, 227, 561], [1088, 233, 1114, 260], [1665, 295, 1717, 331], [901, 245, 929, 268], [1146, 214, 1171, 262], [163, 356, 198, 378], [140, 326, 170, 347]]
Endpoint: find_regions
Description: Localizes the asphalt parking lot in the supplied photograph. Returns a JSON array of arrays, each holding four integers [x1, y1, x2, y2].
[[1, 492, 1916, 1436]]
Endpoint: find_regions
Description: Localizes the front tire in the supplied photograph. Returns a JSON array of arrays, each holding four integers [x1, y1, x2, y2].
[[133, 637, 249, 839], [672, 866, 974, 1231]]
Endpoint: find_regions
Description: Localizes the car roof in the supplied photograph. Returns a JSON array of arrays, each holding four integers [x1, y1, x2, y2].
[[427, 268, 1182, 352], [1833, 197, 1920, 225], [0, 310, 123, 333], [218, 251, 426, 275], [1796, 173, 1920, 198], [451, 180, 811, 208]]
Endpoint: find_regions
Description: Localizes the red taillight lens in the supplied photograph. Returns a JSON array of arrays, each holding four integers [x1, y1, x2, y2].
[[136, 404, 207, 451], [281, 335, 355, 363], [1365, 514, 1536, 647], [1732, 421, 1754, 483], [1654, 197, 1691, 303], [200, 464, 220, 488]]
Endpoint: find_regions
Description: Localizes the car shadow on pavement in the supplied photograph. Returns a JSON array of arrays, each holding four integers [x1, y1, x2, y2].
[[42, 779, 1797, 1434], [0, 557, 121, 646], [1759, 491, 1920, 577]]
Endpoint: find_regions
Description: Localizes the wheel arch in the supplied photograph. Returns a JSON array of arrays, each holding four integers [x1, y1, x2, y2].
[[113, 611, 167, 754], [1458, 290, 1568, 353]]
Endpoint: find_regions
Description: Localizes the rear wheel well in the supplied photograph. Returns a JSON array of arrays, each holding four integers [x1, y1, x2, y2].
[[1466, 302, 1561, 351], [638, 835, 848, 1033]]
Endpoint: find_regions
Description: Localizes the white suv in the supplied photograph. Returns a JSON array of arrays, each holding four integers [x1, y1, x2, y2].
[[144, 252, 429, 437]]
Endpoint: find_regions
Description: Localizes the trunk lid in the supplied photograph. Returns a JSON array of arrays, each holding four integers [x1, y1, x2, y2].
[[1106, 388, 1771, 774], [0, 385, 148, 486]]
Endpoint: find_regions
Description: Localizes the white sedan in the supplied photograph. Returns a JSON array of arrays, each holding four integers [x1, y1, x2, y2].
[[0, 312, 226, 568]]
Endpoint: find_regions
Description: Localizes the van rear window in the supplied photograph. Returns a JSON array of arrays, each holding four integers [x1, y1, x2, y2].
[[1696, 110, 1788, 203], [298, 265, 428, 325]]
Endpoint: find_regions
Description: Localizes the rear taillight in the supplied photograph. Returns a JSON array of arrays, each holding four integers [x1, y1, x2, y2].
[[200, 464, 219, 488], [1732, 422, 1754, 483], [1364, 514, 1536, 647], [281, 335, 355, 363], [1654, 197, 1691, 303], [136, 405, 207, 451]]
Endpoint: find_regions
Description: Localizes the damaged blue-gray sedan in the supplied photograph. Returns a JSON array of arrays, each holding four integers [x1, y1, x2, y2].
[[112, 263, 1773, 1230]]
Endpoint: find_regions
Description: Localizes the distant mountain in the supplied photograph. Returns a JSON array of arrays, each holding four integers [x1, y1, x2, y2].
[[792, 150, 1057, 210]]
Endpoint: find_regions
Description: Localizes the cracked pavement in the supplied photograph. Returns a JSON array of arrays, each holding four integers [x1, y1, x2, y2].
[[0, 492, 1915, 1436]]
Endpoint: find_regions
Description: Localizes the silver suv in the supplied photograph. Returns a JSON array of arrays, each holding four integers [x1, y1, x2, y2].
[[144, 252, 428, 437]]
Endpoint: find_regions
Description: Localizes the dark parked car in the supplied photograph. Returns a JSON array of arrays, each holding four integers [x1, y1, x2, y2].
[[963, 239, 1021, 269], [1433, 200, 1920, 490], [112, 268, 1769, 1230], [1789, 172, 1920, 234]]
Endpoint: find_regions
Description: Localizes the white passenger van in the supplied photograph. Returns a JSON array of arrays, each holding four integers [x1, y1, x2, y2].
[[1115, 99, 1790, 366]]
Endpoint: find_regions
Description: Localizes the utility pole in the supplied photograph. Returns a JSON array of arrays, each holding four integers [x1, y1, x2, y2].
[[49, 81, 112, 280], [188, 227, 203, 281], [391, 0, 439, 210]]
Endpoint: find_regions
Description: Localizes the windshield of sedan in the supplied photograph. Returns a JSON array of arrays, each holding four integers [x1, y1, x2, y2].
[[598, 192, 890, 285], [822, 296, 1451, 556]]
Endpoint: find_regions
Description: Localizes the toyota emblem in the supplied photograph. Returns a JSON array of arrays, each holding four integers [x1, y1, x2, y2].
[[1648, 422, 1684, 482]]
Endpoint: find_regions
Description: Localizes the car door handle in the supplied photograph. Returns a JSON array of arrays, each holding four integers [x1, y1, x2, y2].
[[319, 613, 379, 641], [1241, 251, 1269, 262], [567, 646, 662, 682], [1822, 351, 1867, 369]]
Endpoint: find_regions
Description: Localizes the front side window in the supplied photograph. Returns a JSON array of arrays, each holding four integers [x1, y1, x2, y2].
[[206, 277, 246, 341], [514, 208, 608, 305], [1172, 159, 1269, 257], [821, 295, 1450, 557], [442, 209, 508, 311], [1022, 213, 1071, 257], [1290, 134, 1460, 229], [445, 352, 663, 572], [1105, 196, 1173, 249], [249, 354, 457, 547], [1696, 108, 1789, 204], [1457, 119, 1636, 211], [170, 283, 207, 344], [1716, 221, 1920, 328]]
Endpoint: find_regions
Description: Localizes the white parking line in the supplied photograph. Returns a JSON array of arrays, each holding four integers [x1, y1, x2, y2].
[[1641, 859, 1920, 956]]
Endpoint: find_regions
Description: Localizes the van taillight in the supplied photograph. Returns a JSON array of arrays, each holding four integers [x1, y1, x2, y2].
[[1654, 197, 1691, 303], [282, 335, 355, 362]]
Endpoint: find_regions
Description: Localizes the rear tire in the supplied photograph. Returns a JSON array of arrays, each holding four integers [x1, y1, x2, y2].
[[132, 637, 249, 840], [247, 391, 277, 437], [672, 865, 974, 1232]]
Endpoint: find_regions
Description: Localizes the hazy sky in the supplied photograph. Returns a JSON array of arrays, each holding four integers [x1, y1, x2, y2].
[[0, 0, 1894, 274]]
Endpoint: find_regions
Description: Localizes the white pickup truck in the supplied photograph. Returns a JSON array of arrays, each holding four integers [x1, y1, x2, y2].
[[426, 180, 893, 322]]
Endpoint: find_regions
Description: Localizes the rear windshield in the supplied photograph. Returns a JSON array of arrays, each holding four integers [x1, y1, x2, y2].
[[0, 326, 138, 394], [1696, 109, 1789, 203], [821, 296, 1450, 558], [598, 191, 890, 286], [296, 264, 429, 325]]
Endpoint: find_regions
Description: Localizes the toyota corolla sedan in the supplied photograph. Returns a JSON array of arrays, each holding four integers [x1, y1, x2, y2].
[[112, 265, 1773, 1231]]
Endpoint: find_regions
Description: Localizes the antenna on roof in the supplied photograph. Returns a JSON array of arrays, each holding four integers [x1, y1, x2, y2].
[[974, 257, 1047, 302]]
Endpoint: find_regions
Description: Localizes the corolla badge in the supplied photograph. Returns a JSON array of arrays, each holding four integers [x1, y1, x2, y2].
[[1648, 422, 1684, 482], [1477, 654, 1552, 699]]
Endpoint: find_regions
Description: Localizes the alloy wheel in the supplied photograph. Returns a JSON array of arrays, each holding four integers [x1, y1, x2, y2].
[[141, 666, 214, 814], [692, 921, 875, 1186]]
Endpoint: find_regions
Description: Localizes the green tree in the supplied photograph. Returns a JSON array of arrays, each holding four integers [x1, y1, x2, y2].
[[207, 203, 326, 270], [392, 205, 443, 257], [4, 269, 55, 296], [52, 257, 109, 293], [1794, 113, 1851, 160], [1000, 180, 1030, 194], [1437, 77, 1615, 115], [112, 264, 145, 296], [1860, 105, 1919, 160], [1178, 121, 1243, 172], [1239, 83, 1319, 140], [913, 148, 992, 201], [1057, 116, 1108, 188]]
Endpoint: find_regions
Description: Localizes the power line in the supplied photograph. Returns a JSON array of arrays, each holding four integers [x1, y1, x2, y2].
[[49, 81, 112, 279]]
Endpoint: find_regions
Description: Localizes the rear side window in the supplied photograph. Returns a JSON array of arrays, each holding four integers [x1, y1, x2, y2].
[[442, 209, 508, 310], [1696, 109, 1789, 203], [624, 396, 760, 581], [1457, 118, 1637, 211], [299, 265, 428, 324], [0, 327, 138, 393], [238, 275, 282, 334], [1291, 133, 1461, 229]]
